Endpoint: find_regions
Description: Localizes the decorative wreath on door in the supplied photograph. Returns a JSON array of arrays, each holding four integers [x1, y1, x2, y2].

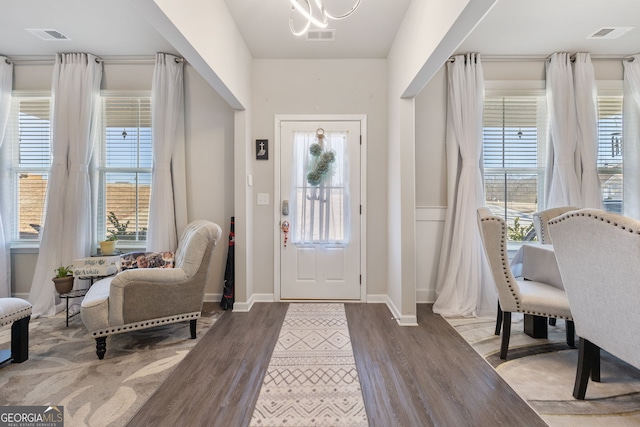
[[307, 128, 336, 186]]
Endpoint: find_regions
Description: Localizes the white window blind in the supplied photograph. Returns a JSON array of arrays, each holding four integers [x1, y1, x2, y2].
[[11, 96, 51, 241], [99, 96, 152, 243], [597, 95, 623, 213], [483, 95, 546, 241]]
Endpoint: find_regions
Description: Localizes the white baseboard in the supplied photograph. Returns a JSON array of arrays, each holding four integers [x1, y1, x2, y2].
[[367, 294, 418, 326], [364, 294, 388, 303], [205, 294, 418, 326], [232, 293, 275, 312]]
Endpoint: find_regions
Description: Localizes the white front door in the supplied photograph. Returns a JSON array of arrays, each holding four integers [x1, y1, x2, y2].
[[279, 120, 362, 300]]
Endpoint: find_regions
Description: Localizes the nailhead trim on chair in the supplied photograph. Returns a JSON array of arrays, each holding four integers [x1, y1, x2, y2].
[[481, 214, 573, 321], [520, 310, 571, 319], [90, 312, 201, 337], [534, 207, 580, 244], [549, 210, 640, 235], [549, 210, 640, 320], [481, 216, 521, 309], [0, 306, 32, 328], [535, 212, 551, 244]]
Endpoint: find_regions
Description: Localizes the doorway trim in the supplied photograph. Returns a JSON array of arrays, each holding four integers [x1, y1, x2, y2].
[[273, 114, 367, 302]]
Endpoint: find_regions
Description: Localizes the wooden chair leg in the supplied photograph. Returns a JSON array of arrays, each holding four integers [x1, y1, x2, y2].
[[591, 345, 601, 383], [500, 312, 512, 360], [566, 320, 575, 348], [96, 337, 107, 360], [190, 319, 197, 339], [495, 300, 502, 336], [573, 338, 600, 399], [11, 316, 30, 363]]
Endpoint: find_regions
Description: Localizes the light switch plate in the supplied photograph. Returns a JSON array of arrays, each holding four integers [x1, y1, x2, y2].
[[257, 193, 269, 205]]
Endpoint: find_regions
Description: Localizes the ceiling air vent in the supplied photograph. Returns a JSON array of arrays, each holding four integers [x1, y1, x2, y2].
[[587, 27, 634, 40], [306, 29, 336, 42], [25, 28, 71, 41]]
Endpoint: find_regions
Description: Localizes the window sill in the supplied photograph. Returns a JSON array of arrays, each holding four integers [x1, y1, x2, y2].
[[11, 242, 147, 255], [10, 243, 40, 254], [112, 243, 147, 254]]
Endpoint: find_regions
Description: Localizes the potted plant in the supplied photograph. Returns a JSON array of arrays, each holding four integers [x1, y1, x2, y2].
[[53, 265, 75, 294], [99, 232, 118, 255], [98, 211, 127, 255]]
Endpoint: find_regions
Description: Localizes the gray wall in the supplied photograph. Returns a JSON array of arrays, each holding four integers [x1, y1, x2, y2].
[[413, 58, 624, 302], [11, 57, 624, 304], [251, 59, 389, 297], [10, 61, 235, 299]]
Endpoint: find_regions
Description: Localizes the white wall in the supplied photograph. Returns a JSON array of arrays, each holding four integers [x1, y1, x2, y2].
[[389, 0, 469, 95], [183, 65, 236, 297], [251, 59, 388, 297], [414, 66, 447, 303], [10, 62, 235, 300], [139, 0, 497, 315], [145, 0, 252, 109], [139, 0, 254, 307], [385, 0, 496, 323]]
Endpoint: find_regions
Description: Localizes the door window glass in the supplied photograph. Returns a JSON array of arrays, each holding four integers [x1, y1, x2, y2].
[[290, 129, 349, 244]]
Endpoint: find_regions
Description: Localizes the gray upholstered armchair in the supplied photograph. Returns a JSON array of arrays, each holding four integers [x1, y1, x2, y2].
[[549, 209, 640, 399], [81, 220, 222, 359]]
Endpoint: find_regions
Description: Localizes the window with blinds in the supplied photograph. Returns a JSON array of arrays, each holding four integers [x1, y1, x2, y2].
[[98, 96, 152, 243], [597, 95, 623, 213], [11, 96, 51, 240], [483, 96, 547, 241]]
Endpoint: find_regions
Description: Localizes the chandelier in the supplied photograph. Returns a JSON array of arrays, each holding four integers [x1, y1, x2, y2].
[[289, 0, 363, 37]]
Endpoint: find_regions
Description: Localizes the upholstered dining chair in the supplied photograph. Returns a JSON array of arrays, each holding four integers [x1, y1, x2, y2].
[[81, 220, 222, 359], [531, 206, 579, 328], [477, 207, 575, 360], [532, 206, 579, 244], [549, 208, 640, 399]]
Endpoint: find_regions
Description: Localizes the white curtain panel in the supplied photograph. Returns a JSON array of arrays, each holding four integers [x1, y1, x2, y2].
[[573, 52, 602, 209], [289, 130, 350, 244], [545, 52, 582, 208], [623, 55, 640, 219], [0, 57, 12, 297], [146, 53, 185, 252], [28, 53, 102, 317], [433, 53, 496, 318]]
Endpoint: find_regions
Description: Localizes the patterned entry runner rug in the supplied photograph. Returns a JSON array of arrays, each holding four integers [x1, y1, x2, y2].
[[250, 303, 368, 426]]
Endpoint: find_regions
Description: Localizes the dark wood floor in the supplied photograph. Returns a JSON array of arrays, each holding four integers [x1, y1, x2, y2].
[[127, 303, 546, 427]]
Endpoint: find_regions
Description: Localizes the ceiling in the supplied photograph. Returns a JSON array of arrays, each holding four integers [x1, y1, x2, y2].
[[456, 0, 640, 57], [0, 0, 639, 61], [0, 0, 177, 58], [223, 0, 411, 59]]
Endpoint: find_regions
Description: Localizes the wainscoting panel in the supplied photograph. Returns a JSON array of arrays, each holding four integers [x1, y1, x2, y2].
[[415, 207, 446, 303]]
